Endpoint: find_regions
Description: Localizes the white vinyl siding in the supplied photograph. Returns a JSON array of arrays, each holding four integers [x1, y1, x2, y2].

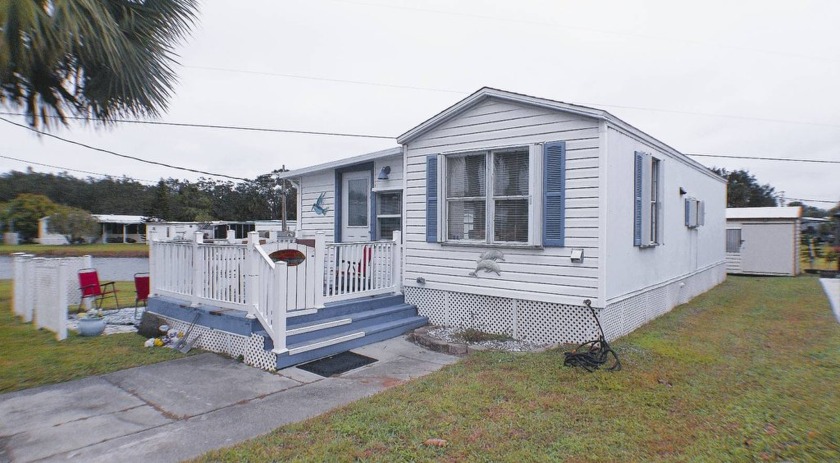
[[604, 125, 727, 303], [403, 97, 602, 305], [296, 170, 336, 241]]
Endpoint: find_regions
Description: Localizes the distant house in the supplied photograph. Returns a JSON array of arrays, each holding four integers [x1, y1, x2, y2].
[[38, 214, 147, 244], [725, 207, 802, 276]]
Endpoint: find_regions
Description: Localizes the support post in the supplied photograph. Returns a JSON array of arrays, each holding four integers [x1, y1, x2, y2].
[[191, 231, 203, 307], [148, 233, 157, 296], [245, 231, 259, 319], [272, 261, 288, 354], [11, 252, 25, 317], [314, 232, 326, 308], [22, 255, 35, 322], [392, 230, 403, 293], [56, 262, 68, 341], [226, 229, 236, 244]]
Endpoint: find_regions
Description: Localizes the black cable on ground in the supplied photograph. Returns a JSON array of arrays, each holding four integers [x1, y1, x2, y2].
[[563, 299, 621, 372]]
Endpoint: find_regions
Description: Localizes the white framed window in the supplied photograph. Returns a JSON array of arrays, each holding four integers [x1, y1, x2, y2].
[[726, 228, 742, 252], [685, 197, 705, 229], [426, 141, 565, 247], [443, 147, 532, 244], [376, 191, 401, 240], [634, 152, 664, 247]]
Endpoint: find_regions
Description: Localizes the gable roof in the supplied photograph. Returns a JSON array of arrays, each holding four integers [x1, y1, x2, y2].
[[397, 87, 724, 183], [726, 207, 802, 220], [275, 146, 401, 179]]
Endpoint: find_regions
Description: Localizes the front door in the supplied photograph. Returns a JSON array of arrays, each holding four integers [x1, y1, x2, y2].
[[341, 171, 370, 242]]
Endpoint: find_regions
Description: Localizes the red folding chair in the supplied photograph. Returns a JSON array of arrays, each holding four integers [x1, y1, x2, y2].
[[78, 268, 119, 310], [336, 245, 373, 291], [133, 272, 150, 319]]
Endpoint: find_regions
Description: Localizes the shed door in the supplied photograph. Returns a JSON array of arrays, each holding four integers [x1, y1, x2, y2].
[[341, 171, 371, 242], [740, 223, 795, 275]]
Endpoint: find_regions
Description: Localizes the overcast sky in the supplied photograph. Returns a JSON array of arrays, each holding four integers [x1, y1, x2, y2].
[[2, 0, 838, 208]]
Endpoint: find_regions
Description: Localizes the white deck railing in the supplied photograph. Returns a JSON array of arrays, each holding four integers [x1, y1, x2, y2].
[[149, 230, 402, 353]]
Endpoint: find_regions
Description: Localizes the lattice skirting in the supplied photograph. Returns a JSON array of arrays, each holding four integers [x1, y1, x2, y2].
[[151, 314, 277, 371], [404, 262, 727, 344]]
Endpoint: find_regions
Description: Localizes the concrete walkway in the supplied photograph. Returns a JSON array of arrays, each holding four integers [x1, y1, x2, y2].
[[0, 337, 458, 463], [820, 278, 840, 323]]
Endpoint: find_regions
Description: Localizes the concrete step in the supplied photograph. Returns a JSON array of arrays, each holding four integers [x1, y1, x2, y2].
[[275, 315, 429, 369]]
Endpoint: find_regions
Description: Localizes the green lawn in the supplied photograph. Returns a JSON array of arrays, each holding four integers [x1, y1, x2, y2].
[[0, 243, 148, 257], [196, 276, 840, 462], [0, 280, 184, 393]]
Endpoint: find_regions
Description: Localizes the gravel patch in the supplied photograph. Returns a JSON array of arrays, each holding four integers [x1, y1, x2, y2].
[[417, 326, 553, 353], [68, 307, 144, 335]]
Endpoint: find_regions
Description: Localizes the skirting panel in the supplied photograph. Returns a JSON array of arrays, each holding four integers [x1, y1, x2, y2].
[[152, 314, 277, 371], [600, 263, 726, 340], [404, 262, 726, 344]]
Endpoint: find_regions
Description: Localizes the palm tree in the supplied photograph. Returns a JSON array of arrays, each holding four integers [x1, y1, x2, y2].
[[0, 0, 198, 129]]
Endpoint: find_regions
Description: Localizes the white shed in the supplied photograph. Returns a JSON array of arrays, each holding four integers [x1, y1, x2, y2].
[[725, 207, 802, 276]]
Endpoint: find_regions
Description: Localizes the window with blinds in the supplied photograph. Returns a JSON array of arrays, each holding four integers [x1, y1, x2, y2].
[[444, 148, 530, 244], [493, 148, 529, 242], [446, 154, 486, 240]]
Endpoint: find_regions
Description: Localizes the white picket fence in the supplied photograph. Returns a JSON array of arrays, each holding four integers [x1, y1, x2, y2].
[[11, 254, 93, 341], [149, 231, 402, 353]]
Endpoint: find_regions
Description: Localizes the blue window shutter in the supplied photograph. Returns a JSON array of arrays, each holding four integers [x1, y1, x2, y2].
[[543, 141, 566, 247], [426, 155, 438, 243], [633, 151, 643, 246]]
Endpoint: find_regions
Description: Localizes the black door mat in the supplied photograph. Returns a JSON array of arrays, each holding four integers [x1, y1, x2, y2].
[[297, 351, 377, 377]]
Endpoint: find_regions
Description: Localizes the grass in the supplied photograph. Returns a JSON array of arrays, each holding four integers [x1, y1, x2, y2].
[[0, 280, 185, 393], [196, 276, 840, 462], [0, 243, 148, 258], [802, 244, 839, 272]]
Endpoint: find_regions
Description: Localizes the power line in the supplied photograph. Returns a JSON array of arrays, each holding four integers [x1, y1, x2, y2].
[[686, 153, 840, 165], [177, 67, 840, 129], [0, 112, 394, 139], [0, 154, 158, 184], [184, 65, 465, 95], [0, 117, 251, 181]]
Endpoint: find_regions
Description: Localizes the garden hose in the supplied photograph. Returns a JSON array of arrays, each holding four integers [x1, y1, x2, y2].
[[562, 299, 621, 372]]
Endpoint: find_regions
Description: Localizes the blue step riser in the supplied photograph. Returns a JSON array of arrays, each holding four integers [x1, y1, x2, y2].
[[288, 294, 406, 326], [275, 317, 428, 369], [287, 306, 417, 346]]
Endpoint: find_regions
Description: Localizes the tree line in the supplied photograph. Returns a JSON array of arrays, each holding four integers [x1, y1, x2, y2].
[[0, 168, 296, 242]]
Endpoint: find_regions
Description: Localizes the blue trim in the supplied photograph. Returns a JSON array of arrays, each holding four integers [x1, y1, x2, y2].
[[426, 155, 438, 243], [543, 141, 566, 247], [334, 162, 375, 243]]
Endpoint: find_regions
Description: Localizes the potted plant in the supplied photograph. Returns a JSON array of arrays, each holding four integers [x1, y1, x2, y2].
[[77, 309, 106, 336]]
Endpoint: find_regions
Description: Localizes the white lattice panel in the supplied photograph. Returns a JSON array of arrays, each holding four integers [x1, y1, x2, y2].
[[404, 263, 726, 345], [246, 335, 277, 371], [154, 315, 250, 360], [517, 300, 598, 344], [604, 263, 727, 340], [448, 292, 514, 336], [405, 287, 448, 325]]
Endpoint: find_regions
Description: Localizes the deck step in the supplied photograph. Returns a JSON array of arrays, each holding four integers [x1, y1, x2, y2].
[[286, 303, 417, 345], [276, 315, 428, 369]]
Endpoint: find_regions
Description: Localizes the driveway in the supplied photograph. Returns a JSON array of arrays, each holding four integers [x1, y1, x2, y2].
[[0, 337, 458, 463]]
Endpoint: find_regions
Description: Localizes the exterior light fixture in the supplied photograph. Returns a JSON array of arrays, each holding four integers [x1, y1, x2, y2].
[[378, 166, 391, 180]]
